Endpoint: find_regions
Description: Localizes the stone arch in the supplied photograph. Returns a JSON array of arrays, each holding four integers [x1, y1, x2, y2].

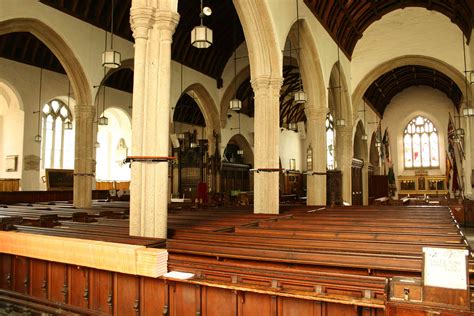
[[329, 62, 352, 123], [0, 79, 23, 111], [233, 1, 282, 80], [0, 18, 91, 106], [220, 66, 250, 128], [225, 133, 254, 166], [184, 83, 220, 152], [352, 55, 467, 117], [287, 19, 327, 116], [353, 120, 368, 161]]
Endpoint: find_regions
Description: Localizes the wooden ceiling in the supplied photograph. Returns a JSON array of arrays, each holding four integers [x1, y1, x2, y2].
[[364, 65, 462, 116], [38, 0, 244, 82], [303, 0, 474, 58], [173, 93, 206, 127]]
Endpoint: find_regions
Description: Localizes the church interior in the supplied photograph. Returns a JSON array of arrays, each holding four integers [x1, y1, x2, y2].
[[0, 0, 474, 315]]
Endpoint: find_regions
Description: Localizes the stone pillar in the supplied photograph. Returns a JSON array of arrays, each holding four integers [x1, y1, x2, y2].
[[337, 125, 353, 204], [73, 104, 94, 208], [251, 77, 283, 214], [129, 0, 179, 238], [305, 107, 327, 205]]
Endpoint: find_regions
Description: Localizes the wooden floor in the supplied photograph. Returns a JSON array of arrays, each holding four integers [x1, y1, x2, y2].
[[0, 200, 473, 315]]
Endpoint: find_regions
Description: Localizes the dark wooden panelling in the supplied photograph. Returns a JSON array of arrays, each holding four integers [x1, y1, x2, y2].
[[170, 282, 199, 316], [90, 269, 114, 315], [29, 259, 48, 299], [326, 302, 358, 316], [69, 265, 89, 309], [12, 256, 29, 294], [0, 254, 13, 290], [48, 262, 68, 303], [202, 286, 237, 316], [278, 297, 321, 315], [114, 273, 140, 315], [140, 277, 165, 316], [239, 291, 272, 315]]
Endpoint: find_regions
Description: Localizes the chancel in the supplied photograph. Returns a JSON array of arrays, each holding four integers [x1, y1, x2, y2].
[[0, 0, 473, 315]]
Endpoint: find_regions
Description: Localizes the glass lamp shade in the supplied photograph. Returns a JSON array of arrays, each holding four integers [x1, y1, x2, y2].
[[237, 149, 244, 155], [229, 98, 242, 111], [288, 122, 297, 131], [190, 142, 199, 148], [361, 134, 368, 141], [455, 128, 465, 137], [102, 50, 121, 68], [294, 89, 307, 104], [64, 119, 73, 130], [34, 135, 42, 143], [98, 116, 109, 126], [375, 141, 381, 148], [177, 133, 185, 140], [95, 141, 100, 148], [191, 26, 213, 48], [336, 118, 345, 127], [463, 108, 474, 117]]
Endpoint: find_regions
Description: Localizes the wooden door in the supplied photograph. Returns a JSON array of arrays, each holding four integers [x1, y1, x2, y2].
[[351, 159, 363, 206]]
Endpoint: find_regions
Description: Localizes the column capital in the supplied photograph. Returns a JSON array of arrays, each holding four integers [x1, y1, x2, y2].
[[130, 7, 155, 39], [305, 107, 327, 120], [251, 76, 283, 92], [74, 104, 94, 116], [154, 11, 180, 33]]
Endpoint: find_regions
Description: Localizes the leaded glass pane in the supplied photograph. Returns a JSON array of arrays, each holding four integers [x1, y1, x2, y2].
[[51, 100, 60, 112], [430, 133, 439, 167], [404, 134, 413, 168], [421, 133, 430, 167], [413, 134, 421, 167]]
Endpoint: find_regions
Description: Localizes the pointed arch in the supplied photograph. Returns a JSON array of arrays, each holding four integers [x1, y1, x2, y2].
[[0, 79, 23, 111], [220, 66, 251, 128], [226, 133, 254, 166], [0, 18, 91, 106], [184, 83, 220, 149], [233, 1, 282, 80], [352, 55, 467, 117]]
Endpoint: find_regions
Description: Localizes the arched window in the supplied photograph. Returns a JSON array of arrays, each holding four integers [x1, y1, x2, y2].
[[41, 99, 74, 169], [403, 116, 439, 168], [326, 112, 335, 170]]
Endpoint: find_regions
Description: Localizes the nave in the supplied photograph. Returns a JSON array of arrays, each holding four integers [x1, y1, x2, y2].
[[0, 196, 472, 315]]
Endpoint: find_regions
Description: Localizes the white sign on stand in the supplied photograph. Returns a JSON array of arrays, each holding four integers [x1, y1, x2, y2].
[[423, 247, 469, 290]]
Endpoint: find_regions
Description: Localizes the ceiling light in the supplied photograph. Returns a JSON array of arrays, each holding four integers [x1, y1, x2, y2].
[[102, 0, 121, 68], [229, 98, 242, 111], [462, 108, 474, 117], [191, 0, 213, 48]]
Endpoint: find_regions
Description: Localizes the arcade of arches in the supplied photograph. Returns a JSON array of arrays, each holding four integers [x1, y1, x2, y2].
[[0, 1, 472, 235]]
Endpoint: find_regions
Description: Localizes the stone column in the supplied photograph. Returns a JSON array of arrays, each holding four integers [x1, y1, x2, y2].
[[251, 77, 283, 214], [337, 125, 353, 204], [305, 107, 327, 205], [130, 0, 179, 238], [73, 104, 94, 208]]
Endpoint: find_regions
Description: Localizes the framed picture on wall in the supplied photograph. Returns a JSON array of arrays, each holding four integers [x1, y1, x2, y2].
[[5, 155, 18, 172]]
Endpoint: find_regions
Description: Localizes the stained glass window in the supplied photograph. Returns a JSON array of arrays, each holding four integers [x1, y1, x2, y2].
[[326, 112, 335, 170], [403, 116, 439, 168], [41, 99, 74, 169]]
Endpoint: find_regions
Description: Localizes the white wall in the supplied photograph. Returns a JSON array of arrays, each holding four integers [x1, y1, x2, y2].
[[381, 86, 457, 192], [279, 128, 305, 171]]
